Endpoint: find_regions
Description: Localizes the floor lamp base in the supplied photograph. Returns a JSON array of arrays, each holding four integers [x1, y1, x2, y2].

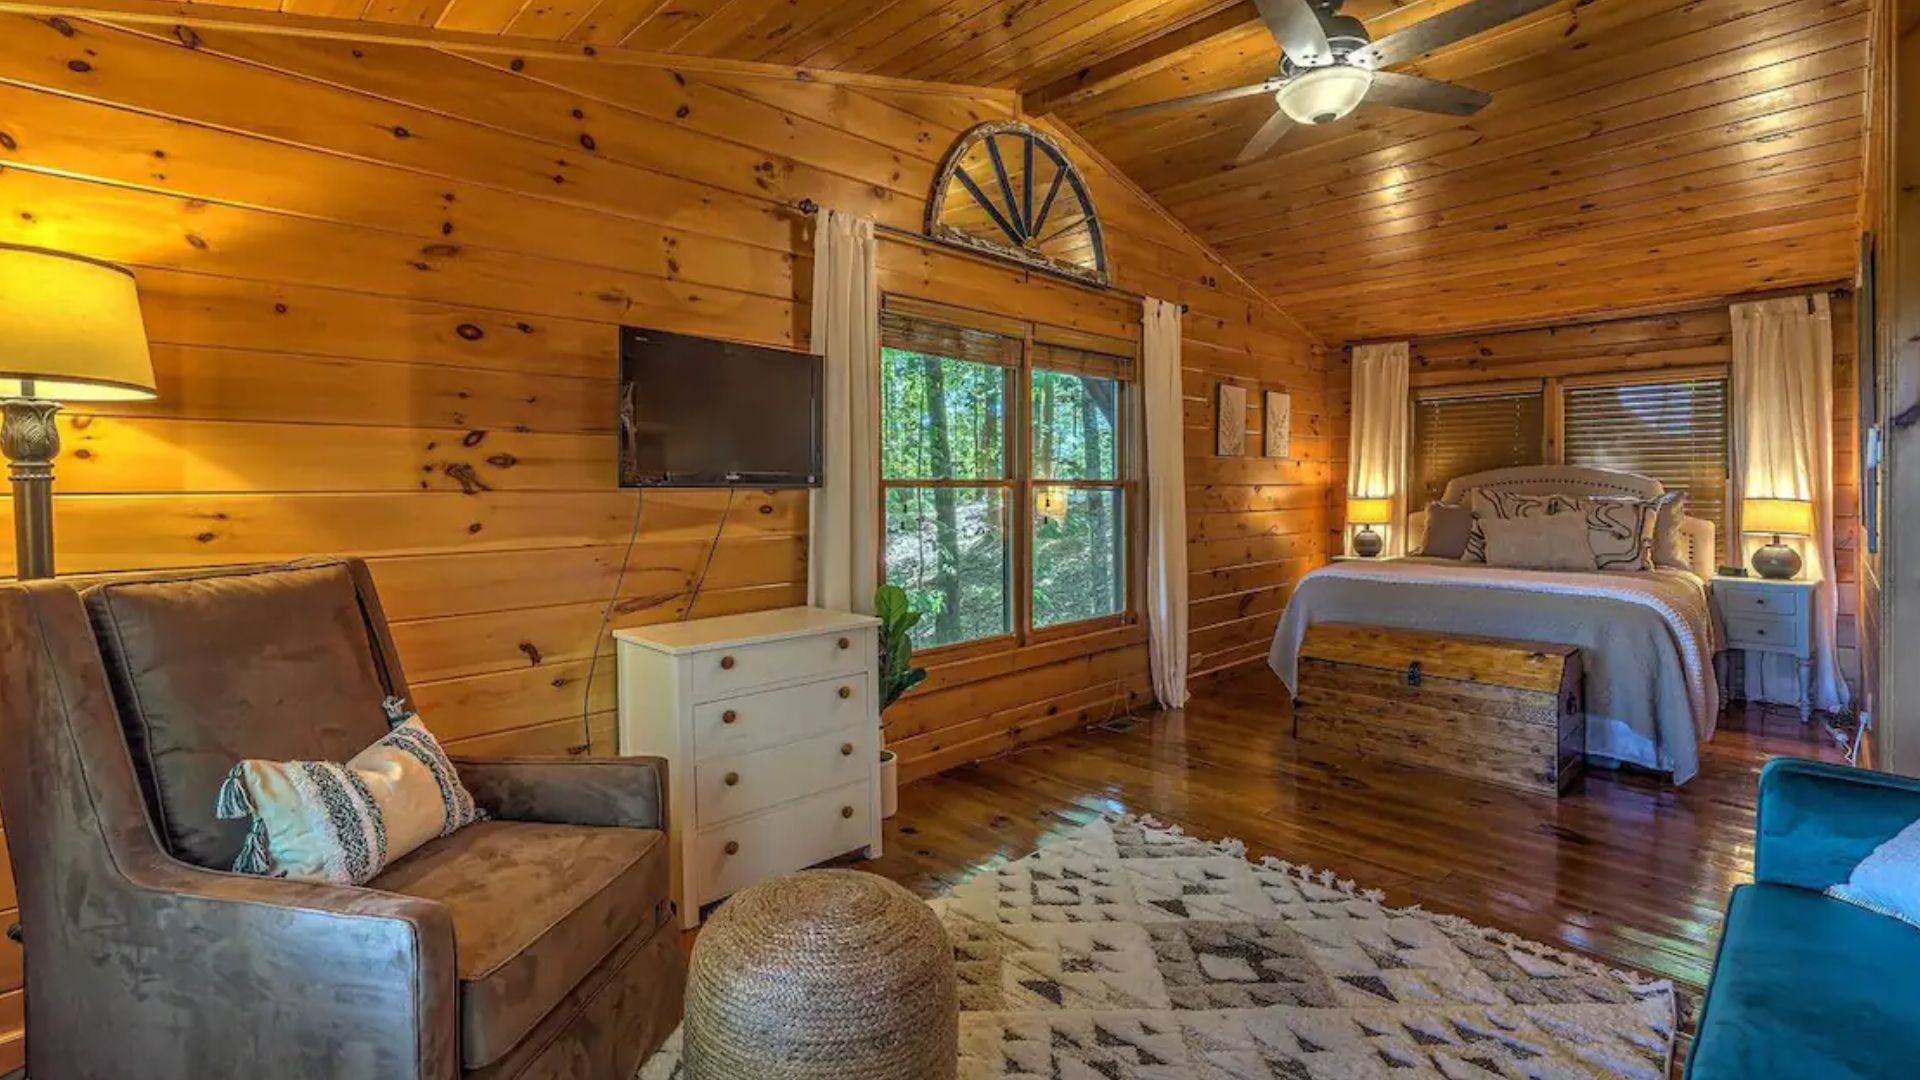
[[2, 397, 61, 581]]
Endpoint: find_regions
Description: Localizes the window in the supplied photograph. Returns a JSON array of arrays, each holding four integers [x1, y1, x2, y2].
[[1411, 391, 1545, 503], [880, 301, 1135, 650], [1562, 377, 1729, 531], [1406, 373, 1730, 532]]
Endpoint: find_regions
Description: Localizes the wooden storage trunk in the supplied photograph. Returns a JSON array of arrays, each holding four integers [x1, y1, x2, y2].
[[1293, 623, 1586, 796]]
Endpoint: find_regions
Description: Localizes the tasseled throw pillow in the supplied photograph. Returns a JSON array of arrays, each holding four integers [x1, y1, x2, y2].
[[1828, 818, 1920, 930], [215, 705, 481, 885]]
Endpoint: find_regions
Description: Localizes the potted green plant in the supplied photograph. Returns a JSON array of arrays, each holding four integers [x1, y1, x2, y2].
[[874, 584, 927, 819]]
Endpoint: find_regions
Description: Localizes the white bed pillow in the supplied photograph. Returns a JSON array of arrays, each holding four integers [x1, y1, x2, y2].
[[1479, 511, 1597, 572], [1828, 817, 1920, 930]]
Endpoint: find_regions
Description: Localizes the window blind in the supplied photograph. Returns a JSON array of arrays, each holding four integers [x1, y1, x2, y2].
[[1031, 340, 1133, 381], [879, 309, 1022, 367], [1411, 392, 1545, 503], [1562, 378, 1729, 530]]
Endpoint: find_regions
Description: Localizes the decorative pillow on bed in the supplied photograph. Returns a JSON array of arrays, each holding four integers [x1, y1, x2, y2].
[[1828, 817, 1920, 930], [214, 710, 481, 885], [1418, 500, 1475, 559], [1649, 492, 1690, 570], [1464, 490, 1573, 562], [1578, 496, 1660, 572], [1479, 512, 1597, 571]]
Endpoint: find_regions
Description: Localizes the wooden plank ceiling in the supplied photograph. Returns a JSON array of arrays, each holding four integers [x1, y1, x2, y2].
[[147, 0, 1869, 343], [1049, 0, 1871, 341]]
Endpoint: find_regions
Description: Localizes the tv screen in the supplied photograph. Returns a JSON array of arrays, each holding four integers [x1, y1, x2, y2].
[[618, 327, 822, 488]]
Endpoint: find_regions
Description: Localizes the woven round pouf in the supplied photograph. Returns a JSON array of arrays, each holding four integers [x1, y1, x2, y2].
[[685, 869, 958, 1080]]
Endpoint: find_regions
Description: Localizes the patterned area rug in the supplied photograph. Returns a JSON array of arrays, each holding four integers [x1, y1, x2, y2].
[[642, 816, 1676, 1079]]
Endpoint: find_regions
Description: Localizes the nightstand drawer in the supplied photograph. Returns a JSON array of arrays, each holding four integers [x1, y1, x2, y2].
[[1723, 613, 1801, 651], [1718, 586, 1801, 617]]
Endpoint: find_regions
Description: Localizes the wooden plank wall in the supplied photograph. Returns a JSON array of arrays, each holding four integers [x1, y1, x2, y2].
[[0, 15, 1323, 1056], [1325, 298, 1863, 691]]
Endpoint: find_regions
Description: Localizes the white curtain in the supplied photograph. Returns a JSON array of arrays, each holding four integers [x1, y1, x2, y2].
[[1142, 298, 1189, 708], [808, 209, 880, 615], [1348, 342, 1412, 556], [1730, 293, 1849, 712]]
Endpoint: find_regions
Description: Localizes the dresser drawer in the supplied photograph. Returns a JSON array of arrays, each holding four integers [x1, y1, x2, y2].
[[1723, 613, 1801, 652], [693, 674, 870, 760], [1718, 586, 1801, 617], [693, 781, 873, 906], [691, 630, 866, 702], [696, 726, 871, 824]]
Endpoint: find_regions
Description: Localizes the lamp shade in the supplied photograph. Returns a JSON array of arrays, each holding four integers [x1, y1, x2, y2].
[[1347, 497, 1394, 526], [0, 245, 155, 401], [1277, 66, 1374, 126], [1743, 497, 1812, 537]]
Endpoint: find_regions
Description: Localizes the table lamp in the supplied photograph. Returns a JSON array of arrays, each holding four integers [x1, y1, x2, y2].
[[1742, 497, 1812, 580], [0, 246, 155, 579], [1347, 497, 1393, 557]]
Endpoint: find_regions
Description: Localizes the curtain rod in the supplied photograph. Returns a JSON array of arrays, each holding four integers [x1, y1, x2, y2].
[[791, 199, 1186, 313], [1339, 281, 1853, 351]]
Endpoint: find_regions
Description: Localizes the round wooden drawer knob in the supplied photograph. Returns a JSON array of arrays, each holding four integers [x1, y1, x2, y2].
[[837, 637, 850, 650], [719, 655, 736, 670], [840, 743, 854, 756], [722, 710, 739, 724], [724, 840, 740, 856], [841, 806, 854, 819], [838, 686, 853, 700], [724, 771, 740, 786]]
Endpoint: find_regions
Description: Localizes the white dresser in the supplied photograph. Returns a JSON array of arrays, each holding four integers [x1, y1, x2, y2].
[[615, 606, 883, 928]]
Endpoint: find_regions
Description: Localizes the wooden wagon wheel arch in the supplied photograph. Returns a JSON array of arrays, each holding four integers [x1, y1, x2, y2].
[[924, 122, 1109, 288]]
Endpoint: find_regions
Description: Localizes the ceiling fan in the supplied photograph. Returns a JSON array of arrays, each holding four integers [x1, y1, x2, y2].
[[1110, 0, 1560, 163]]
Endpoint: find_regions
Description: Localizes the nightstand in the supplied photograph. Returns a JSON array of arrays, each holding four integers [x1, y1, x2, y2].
[[1711, 576, 1816, 719]]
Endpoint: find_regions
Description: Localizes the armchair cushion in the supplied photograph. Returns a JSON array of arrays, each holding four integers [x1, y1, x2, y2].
[[85, 562, 396, 869], [370, 819, 670, 1070], [1755, 757, 1920, 892], [453, 755, 667, 830], [1687, 883, 1920, 1079]]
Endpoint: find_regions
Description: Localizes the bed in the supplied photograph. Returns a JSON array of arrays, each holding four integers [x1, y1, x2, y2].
[[1269, 466, 1724, 784]]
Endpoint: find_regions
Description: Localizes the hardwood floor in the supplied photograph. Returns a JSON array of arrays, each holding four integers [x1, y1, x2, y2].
[[856, 672, 1848, 996]]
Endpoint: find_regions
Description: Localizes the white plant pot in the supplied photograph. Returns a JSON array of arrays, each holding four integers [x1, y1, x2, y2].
[[879, 749, 899, 819]]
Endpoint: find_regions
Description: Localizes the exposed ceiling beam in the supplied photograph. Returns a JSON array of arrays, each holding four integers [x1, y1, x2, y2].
[[1021, 0, 1261, 116]]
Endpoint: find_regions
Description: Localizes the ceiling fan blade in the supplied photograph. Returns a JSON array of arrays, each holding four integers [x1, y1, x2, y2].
[[1365, 70, 1492, 116], [1349, 0, 1561, 70], [1102, 80, 1282, 120], [1235, 110, 1297, 164], [1253, 0, 1334, 67]]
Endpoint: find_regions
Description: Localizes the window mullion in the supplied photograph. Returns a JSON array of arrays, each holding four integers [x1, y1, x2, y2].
[[1014, 334, 1034, 645]]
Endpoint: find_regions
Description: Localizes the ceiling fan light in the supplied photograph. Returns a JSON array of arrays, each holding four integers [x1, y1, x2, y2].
[[1276, 66, 1374, 125]]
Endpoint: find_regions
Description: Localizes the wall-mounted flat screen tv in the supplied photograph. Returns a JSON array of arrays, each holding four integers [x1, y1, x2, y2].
[[618, 326, 822, 488]]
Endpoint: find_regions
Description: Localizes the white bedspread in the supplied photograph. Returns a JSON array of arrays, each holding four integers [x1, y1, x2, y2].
[[1268, 559, 1722, 784]]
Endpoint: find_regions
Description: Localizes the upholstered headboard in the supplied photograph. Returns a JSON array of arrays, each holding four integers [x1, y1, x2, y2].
[[1439, 465, 1663, 504], [1407, 465, 1717, 579]]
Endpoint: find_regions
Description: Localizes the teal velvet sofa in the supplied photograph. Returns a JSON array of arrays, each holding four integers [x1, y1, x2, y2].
[[1687, 757, 1920, 1079]]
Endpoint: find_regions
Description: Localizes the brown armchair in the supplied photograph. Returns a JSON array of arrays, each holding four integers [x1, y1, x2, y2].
[[0, 559, 685, 1079]]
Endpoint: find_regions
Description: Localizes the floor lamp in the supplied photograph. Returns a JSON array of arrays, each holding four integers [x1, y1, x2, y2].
[[0, 246, 156, 580]]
